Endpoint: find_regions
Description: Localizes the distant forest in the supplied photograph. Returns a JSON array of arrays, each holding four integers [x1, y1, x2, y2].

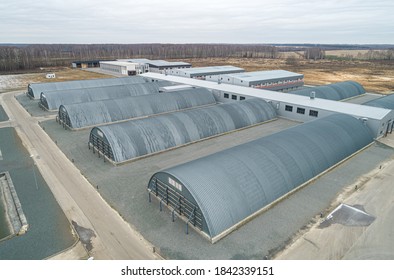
[[0, 43, 393, 73]]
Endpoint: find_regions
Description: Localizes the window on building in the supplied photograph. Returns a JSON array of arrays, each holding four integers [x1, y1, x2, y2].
[[232, 95, 237, 100], [297, 107, 305, 114], [224, 93, 229, 98], [285, 105, 293, 112], [309, 110, 319, 117], [240, 96, 246, 100]]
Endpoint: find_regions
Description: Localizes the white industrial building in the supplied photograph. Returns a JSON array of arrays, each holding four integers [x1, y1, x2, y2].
[[147, 60, 191, 73], [205, 70, 304, 92], [116, 59, 191, 74], [141, 72, 394, 139], [99, 61, 145, 76], [167, 65, 245, 79]]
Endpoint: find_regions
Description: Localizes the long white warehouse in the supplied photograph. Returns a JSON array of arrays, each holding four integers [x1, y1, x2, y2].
[[141, 72, 394, 139]]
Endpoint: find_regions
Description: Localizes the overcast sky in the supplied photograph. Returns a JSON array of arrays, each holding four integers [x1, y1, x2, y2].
[[1, 0, 393, 44]]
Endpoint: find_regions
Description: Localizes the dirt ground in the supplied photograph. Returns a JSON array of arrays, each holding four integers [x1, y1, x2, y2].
[[1, 57, 393, 94], [181, 57, 394, 94], [0, 68, 111, 93]]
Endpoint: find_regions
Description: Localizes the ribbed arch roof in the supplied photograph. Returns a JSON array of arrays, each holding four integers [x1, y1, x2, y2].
[[91, 98, 277, 162], [40, 81, 172, 110], [150, 114, 373, 238], [289, 81, 365, 100], [60, 88, 216, 129], [363, 94, 394, 109], [27, 76, 147, 99]]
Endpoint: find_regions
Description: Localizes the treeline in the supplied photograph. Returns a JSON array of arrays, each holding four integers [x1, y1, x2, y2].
[[273, 43, 394, 51], [304, 47, 325, 60], [0, 44, 279, 72], [352, 49, 394, 60]]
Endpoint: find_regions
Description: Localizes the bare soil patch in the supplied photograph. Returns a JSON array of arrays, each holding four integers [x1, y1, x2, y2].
[[181, 57, 394, 94], [0, 68, 112, 93]]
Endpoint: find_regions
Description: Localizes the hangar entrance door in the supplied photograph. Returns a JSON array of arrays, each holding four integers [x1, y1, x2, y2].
[[89, 133, 115, 161], [385, 120, 393, 136], [58, 107, 71, 128], [148, 177, 203, 232]]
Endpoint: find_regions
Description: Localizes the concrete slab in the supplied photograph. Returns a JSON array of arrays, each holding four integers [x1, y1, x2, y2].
[[42, 112, 394, 259], [344, 93, 384, 105], [275, 137, 394, 260], [0, 105, 9, 122]]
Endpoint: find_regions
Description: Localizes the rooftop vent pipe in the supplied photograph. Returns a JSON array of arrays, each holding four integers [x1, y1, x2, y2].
[[360, 117, 368, 125], [310, 91, 316, 100]]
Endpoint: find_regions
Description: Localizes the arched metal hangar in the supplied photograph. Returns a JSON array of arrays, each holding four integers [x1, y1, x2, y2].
[[58, 88, 216, 129], [40, 81, 172, 110], [289, 81, 365, 101], [89, 98, 277, 163], [27, 76, 147, 99], [147, 113, 374, 242]]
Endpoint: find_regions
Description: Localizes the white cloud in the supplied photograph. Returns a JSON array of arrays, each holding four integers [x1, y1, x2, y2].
[[0, 0, 393, 43]]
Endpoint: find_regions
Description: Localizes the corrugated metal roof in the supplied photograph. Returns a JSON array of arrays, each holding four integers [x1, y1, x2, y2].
[[60, 88, 216, 129], [159, 85, 194, 92], [141, 73, 391, 120], [289, 81, 365, 100], [148, 60, 191, 67], [151, 114, 374, 239], [178, 66, 245, 75], [363, 93, 394, 109], [119, 58, 152, 64], [92, 98, 277, 162], [28, 76, 147, 99], [224, 70, 303, 81], [118, 58, 190, 67], [40, 81, 172, 110], [100, 61, 138, 67]]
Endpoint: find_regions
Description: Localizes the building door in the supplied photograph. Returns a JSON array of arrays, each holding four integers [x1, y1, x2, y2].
[[385, 120, 393, 136]]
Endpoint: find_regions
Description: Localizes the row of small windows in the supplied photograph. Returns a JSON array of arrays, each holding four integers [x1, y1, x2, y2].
[[223, 93, 246, 101], [285, 105, 319, 117]]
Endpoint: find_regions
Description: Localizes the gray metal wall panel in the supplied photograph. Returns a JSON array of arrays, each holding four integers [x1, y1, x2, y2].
[[289, 81, 366, 100], [41, 81, 172, 110], [61, 88, 216, 128], [93, 98, 277, 162], [28, 76, 147, 99], [150, 114, 374, 238], [363, 94, 394, 109]]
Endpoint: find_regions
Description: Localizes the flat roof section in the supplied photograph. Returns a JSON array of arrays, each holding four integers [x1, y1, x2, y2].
[[148, 60, 191, 67], [344, 93, 384, 105], [99, 61, 138, 67], [120, 58, 152, 64], [141, 73, 392, 121], [179, 66, 245, 76], [225, 70, 303, 81]]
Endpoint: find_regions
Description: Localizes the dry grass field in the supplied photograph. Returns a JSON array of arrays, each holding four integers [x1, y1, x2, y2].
[[325, 49, 371, 57], [0, 68, 111, 93], [181, 57, 394, 94], [1, 56, 393, 94]]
